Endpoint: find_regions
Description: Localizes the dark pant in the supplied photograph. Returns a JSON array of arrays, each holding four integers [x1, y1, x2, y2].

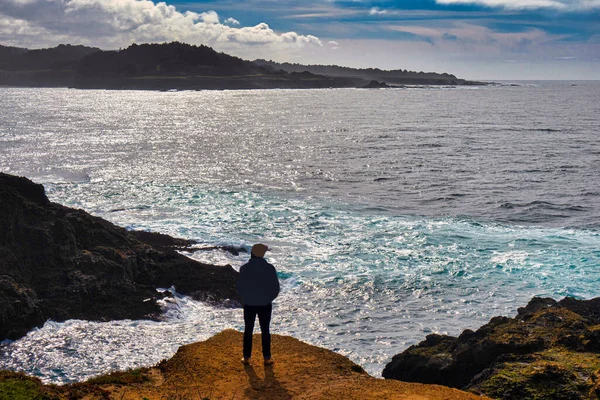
[[243, 303, 272, 359]]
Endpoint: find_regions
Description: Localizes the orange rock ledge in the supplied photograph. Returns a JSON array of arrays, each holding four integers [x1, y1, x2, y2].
[[0, 329, 490, 399]]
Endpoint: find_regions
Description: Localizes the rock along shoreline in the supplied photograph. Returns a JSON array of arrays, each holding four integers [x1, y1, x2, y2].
[[1, 172, 598, 399], [383, 296, 600, 399], [0, 172, 240, 341]]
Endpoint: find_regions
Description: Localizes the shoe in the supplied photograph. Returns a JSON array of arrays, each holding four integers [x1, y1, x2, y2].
[[241, 358, 250, 365], [264, 358, 274, 366]]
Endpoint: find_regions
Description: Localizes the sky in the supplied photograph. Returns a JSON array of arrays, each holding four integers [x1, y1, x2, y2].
[[1, 0, 599, 80]]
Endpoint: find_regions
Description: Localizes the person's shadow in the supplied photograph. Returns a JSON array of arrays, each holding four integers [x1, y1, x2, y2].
[[244, 364, 292, 399]]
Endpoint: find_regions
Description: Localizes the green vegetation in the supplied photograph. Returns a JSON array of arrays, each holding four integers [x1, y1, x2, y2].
[[474, 349, 600, 400], [0, 371, 58, 400], [0, 368, 152, 400], [86, 367, 150, 385]]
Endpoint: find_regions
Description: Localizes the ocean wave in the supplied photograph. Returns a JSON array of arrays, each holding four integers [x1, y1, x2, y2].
[[499, 200, 588, 212], [2, 85, 600, 383]]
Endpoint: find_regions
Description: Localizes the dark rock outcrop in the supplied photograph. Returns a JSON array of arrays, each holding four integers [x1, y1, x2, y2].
[[0, 173, 239, 341], [132, 230, 247, 256], [383, 296, 600, 399], [361, 80, 391, 89]]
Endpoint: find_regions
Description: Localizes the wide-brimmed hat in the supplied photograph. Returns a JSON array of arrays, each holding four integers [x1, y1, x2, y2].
[[251, 243, 269, 258]]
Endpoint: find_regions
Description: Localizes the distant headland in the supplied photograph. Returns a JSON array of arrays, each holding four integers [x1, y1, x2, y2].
[[0, 41, 486, 90]]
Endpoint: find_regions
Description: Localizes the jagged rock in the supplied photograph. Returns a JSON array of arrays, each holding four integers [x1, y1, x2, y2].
[[559, 297, 600, 324], [516, 296, 558, 317], [0, 173, 239, 340], [361, 79, 390, 88], [382, 296, 600, 399], [466, 350, 600, 400], [132, 230, 247, 255], [0, 276, 44, 340], [133, 230, 197, 250]]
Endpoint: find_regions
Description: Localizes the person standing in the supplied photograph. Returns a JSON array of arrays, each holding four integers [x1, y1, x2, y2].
[[237, 243, 280, 365]]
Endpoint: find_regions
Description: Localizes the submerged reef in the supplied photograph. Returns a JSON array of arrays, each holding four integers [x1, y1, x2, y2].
[[0, 173, 239, 341], [383, 296, 600, 399]]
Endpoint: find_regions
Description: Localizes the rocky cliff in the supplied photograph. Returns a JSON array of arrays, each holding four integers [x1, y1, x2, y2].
[[0, 329, 488, 399], [0, 173, 239, 340], [383, 296, 600, 399]]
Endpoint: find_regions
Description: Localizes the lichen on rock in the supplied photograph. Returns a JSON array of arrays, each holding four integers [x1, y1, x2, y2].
[[383, 296, 600, 399]]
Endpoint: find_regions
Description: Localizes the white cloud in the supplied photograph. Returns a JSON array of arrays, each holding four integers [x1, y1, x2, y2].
[[435, 0, 600, 9], [199, 10, 220, 24], [298, 37, 600, 80], [369, 7, 387, 15], [224, 17, 240, 25], [215, 22, 321, 47], [582, 0, 600, 8], [0, 0, 322, 53], [388, 22, 568, 49], [388, 25, 446, 39], [328, 40, 339, 45]]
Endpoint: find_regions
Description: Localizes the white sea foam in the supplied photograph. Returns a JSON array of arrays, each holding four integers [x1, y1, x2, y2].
[[1, 85, 600, 383], [2, 185, 599, 383]]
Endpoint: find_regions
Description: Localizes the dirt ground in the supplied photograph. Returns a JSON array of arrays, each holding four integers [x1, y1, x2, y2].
[[101, 329, 488, 400]]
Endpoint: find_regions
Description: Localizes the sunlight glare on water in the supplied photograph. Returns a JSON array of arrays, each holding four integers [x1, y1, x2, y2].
[[1, 85, 600, 382]]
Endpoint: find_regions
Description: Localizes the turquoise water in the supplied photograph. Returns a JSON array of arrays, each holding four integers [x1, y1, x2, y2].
[[0, 85, 599, 382], [4, 178, 592, 382]]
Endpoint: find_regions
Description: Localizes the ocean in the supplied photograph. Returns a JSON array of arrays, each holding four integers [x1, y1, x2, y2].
[[1, 82, 599, 383]]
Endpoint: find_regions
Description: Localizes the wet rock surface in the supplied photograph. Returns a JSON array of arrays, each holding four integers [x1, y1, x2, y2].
[[0, 173, 239, 341], [383, 296, 600, 399]]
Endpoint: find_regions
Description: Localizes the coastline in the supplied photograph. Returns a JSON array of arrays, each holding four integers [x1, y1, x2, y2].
[[2, 172, 599, 399], [0, 42, 488, 91], [0, 330, 487, 400], [0, 172, 240, 341]]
